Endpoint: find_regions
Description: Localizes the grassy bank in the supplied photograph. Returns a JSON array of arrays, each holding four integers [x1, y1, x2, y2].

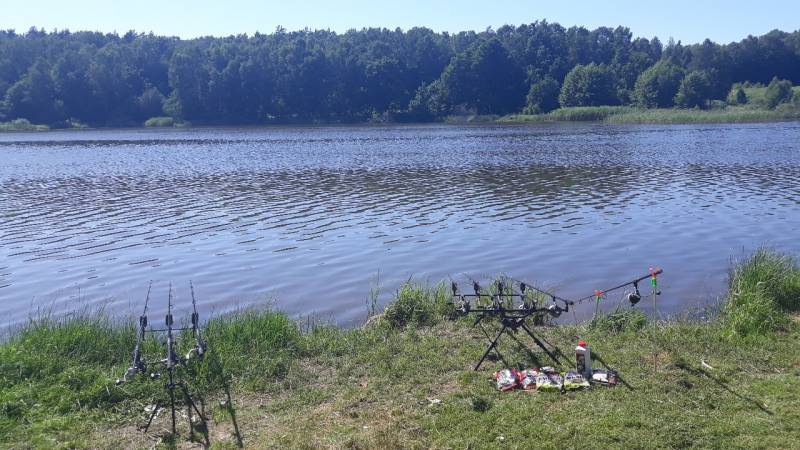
[[500, 104, 800, 125], [741, 86, 800, 107], [1, 251, 799, 448]]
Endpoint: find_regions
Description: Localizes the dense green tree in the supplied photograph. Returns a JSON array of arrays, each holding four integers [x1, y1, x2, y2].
[[407, 79, 450, 120], [523, 76, 560, 113], [764, 77, 794, 108], [559, 63, 618, 107], [633, 61, 684, 107], [686, 39, 732, 99], [165, 46, 208, 119], [4, 59, 64, 124], [674, 71, 711, 108], [438, 38, 526, 114]]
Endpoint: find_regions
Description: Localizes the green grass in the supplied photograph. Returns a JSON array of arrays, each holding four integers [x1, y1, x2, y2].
[[501, 106, 633, 123], [500, 104, 800, 125], [741, 85, 800, 107], [723, 249, 800, 337], [1, 250, 799, 448], [382, 281, 452, 328], [607, 106, 800, 124], [0, 118, 49, 131]]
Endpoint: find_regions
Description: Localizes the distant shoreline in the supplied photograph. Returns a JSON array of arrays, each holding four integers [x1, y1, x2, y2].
[[3, 108, 800, 133]]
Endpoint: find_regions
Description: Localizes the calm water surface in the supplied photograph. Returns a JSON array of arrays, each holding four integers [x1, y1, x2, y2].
[[1, 123, 798, 327]]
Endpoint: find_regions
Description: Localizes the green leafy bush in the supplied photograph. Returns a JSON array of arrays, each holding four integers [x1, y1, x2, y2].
[[674, 71, 711, 108], [633, 61, 684, 108], [727, 85, 747, 105], [0, 118, 49, 131], [764, 77, 794, 109], [559, 63, 619, 107], [144, 116, 175, 127], [524, 76, 560, 114]]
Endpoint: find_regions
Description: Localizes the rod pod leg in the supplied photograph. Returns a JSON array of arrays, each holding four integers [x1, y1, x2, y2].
[[476, 322, 510, 367], [475, 324, 507, 371], [180, 383, 208, 429], [141, 399, 162, 433], [168, 382, 176, 436], [520, 322, 559, 364]]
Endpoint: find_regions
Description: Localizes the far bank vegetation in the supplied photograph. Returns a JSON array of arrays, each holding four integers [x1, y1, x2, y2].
[[0, 25, 799, 129]]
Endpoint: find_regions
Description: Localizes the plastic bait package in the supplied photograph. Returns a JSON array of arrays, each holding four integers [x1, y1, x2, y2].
[[493, 368, 518, 391], [563, 370, 591, 390], [536, 371, 563, 392], [518, 368, 539, 390]]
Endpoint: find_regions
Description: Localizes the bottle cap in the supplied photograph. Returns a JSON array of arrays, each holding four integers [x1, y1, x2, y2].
[[578, 340, 586, 347]]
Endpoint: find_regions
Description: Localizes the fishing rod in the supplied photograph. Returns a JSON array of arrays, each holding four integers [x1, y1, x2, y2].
[[186, 281, 207, 361], [164, 282, 178, 435], [453, 280, 540, 313], [508, 278, 575, 317], [116, 281, 152, 385], [572, 268, 662, 306]]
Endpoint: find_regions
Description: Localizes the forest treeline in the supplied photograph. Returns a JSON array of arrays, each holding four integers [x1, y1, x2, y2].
[[1, 22, 799, 126]]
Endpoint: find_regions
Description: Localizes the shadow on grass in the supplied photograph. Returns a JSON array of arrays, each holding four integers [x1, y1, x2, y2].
[[591, 350, 636, 391], [675, 360, 772, 415], [473, 320, 568, 370], [205, 350, 245, 448]]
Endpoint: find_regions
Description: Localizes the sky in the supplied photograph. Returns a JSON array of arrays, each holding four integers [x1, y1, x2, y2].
[[4, 0, 799, 44]]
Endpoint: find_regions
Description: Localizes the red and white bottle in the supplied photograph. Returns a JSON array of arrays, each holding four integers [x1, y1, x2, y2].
[[575, 340, 592, 379]]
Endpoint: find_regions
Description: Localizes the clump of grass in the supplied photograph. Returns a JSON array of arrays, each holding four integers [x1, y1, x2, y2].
[[501, 106, 632, 123], [589, 308, 648, 333], [383, 281, 452, 328], [0, 313, 139, 439], [546, 106, 633, 121], [723, 249, 800, 337], [197, 309, 301, 390], [0, 118, 49, 131], [143, 116, 175, 127]]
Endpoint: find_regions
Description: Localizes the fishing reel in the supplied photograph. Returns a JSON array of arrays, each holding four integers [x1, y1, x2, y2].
[[451, 281, 470, 315], [116, 364, 145, 385], [115, 314, 150, 385], [450, 281, 494, 316], [624, 279, 661, 306], [185, 309, 207, 361], [626, 282, 642, 306], [544, 296, 572, 318]]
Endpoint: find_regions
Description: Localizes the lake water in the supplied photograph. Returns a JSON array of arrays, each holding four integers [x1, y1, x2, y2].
[[1, 122, 798, 328]]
